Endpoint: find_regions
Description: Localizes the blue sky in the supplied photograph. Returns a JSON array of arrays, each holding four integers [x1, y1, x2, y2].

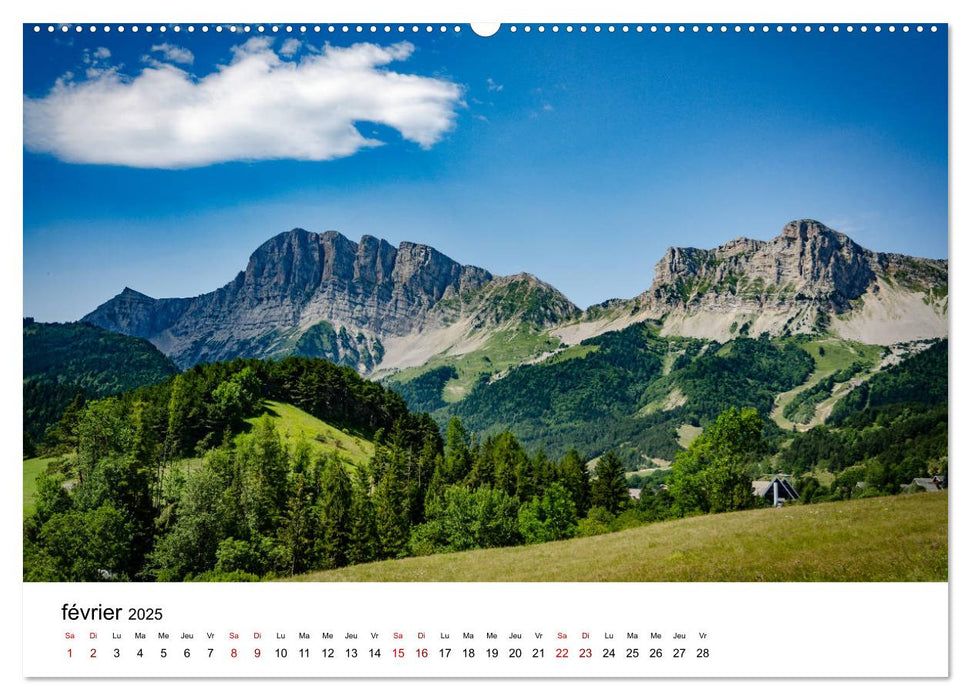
[[23, 25, 947, 321]]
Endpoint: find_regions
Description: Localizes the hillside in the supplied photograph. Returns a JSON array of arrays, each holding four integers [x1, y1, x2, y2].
[[23, 401, 375, 517], [431, 324, 820, 466], [23, 355, 445, 582], [245, 400, 375, 468], [771, 338, 885, 429], [828, 338, 947, 424], [289, 491, 947, 582], [391, 332, 946, 478], [23, 319, 178, 446], [778, 340, 948, 489]]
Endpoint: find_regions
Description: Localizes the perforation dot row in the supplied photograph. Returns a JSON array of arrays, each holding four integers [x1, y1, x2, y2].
[[31, 24, 939, 35], [506, 24, 937, 34], [33, 24, 463, 34]]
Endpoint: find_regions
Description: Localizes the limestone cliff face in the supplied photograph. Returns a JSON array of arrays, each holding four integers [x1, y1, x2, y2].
[[632, 220, 948, 342], [83, 220, 947, 373], [82, 229, 578, 371], [648, 221, 873, 308]]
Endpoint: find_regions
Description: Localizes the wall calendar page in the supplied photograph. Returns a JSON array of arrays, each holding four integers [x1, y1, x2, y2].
[[15, 2, 956, 692]]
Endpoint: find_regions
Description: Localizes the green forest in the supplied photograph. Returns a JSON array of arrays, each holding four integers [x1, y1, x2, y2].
[[23, 321, 948, 582], [23, 320, 178, 452], [782, 339, 948, 500], [23, 352, 653, 581], [409, 323, 816, 465]]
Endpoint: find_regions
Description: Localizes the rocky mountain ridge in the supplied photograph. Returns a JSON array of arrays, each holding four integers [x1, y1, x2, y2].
[[645, 220, 942, 310], [554, 220, 948, 346], [84, 228, 579, 370], [83, 220, 947, 374]]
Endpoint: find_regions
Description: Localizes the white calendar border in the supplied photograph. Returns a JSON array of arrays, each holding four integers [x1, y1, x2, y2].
[[21, 582, 949, 678], [4, 0, 964, 696]]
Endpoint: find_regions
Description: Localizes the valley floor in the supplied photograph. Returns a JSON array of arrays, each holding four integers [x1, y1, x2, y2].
[[286, 492, 947, 583]]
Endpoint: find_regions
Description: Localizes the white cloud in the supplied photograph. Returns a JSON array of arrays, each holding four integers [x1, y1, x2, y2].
[[24, 39, 463, 169], [80, 47, 116, 78], [279, 38, 301, 58], [486, 77, 503, 92], [149, 43, 194, 65]]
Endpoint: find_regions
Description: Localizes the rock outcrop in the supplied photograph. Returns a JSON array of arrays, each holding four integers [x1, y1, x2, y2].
[[83, 229, 579, 371], [551, 220, 947, 347], [637, 219, 947, 342], [83, 220, 948, 374]]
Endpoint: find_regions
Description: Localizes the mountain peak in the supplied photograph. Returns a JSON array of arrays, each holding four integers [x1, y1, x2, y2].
[[84, 227, 496, 370], [635, 219, 947, 344], [118, 286, 155, 301], [80, 220, 947, 374], [499, 271, 548, 285], [780, 218, 833, 237], [647, 219, 876, 309]]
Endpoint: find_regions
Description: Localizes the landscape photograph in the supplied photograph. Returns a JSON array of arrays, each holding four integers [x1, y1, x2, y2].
[[22, 24, 947, 583]]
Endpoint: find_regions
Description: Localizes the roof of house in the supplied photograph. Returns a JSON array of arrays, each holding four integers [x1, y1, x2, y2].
[[628, 488, 642, 500], [752, 476, 799, 500], [752, 481, 773, 497], [911, 478, 942, 492]]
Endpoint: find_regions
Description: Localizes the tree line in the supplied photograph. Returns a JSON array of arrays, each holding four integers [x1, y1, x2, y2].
[[23, 339, 948, 581], [23, 319, 178, 453], [424, 325, 814, 466], [24, 356, 643, 581]]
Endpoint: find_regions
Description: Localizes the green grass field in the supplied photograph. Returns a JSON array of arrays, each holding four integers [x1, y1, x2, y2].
[[288, 492, 947, 582], [246, 400, 375, 467], [24, 402, 373, 516], [545, 344, 598, 365], [798, 338, 884, 376], [771, 338, 884, 430], [23, 456, 60, 515], [676, 423, 703, 448], [388, 329, 561, 404]]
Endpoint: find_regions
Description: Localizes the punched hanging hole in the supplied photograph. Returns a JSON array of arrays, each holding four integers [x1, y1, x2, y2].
[[471, 23, 501, 37]]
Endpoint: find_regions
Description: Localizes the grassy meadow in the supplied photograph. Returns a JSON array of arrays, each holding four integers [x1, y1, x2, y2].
[[23, 401, 373, 518], [22, 456, 59, 515], [288, 491, 947, 583], [387, 329, 561, 404], [246, 400, 374, 468], [770, 337, 884, 430]]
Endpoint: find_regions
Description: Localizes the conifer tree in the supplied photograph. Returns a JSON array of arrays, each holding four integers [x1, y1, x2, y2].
[[279, 467, 317, 576], [165, 374, 194, 455], [443, 417, 472, 483], [590, 450, 629, 515], [531, 448, 555, 498], [466, 434, 496, 488], [492, 431, 526, 496], [515, 455, 538, 503], [347, 471, 377, 565], [423, 453, 448, 513], [557, 449, 591, 516], [318, 457, 353, 569], [372, 444, 410, 558], [237, 418, 288, 536], [409, 437, 439, 523], [47, 392, 86, 453]]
